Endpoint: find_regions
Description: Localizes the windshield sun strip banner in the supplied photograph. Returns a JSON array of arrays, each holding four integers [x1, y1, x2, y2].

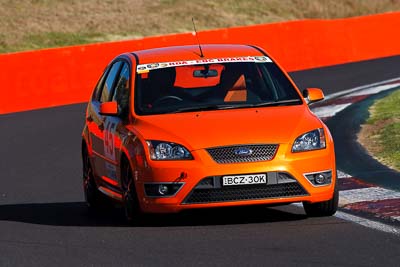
[[136, 56, 272, 73]]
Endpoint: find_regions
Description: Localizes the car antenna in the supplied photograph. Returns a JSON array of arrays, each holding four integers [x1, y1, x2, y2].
[[192, 17, 204, 58]]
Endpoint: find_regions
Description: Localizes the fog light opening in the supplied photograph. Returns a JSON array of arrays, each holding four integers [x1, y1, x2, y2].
[[144, 183, 184, 197], [314, 174, 326, 185], [304, 170, 332, 186], [158, 184, 169, 196]]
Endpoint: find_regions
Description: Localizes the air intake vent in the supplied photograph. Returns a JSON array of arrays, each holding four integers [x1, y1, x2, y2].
[[184, 182, 308, 204]]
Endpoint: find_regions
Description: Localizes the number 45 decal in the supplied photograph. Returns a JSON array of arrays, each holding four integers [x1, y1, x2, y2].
[[104, 119, 117, 161]]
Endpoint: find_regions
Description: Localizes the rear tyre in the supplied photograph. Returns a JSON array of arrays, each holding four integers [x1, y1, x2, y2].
[[303, 184, 339, 217], [121, 158, 142, 224], [82, 146, 106, 210]]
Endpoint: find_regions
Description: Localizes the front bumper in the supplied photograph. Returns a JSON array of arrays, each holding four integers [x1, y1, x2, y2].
[[135, 143, 336, 213]]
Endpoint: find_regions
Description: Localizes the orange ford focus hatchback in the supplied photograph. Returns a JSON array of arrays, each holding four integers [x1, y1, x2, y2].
[[81, 44, 338, 221]]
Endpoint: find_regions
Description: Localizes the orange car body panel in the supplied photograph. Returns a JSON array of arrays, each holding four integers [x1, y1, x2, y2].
[[82, 44, 336, 214]]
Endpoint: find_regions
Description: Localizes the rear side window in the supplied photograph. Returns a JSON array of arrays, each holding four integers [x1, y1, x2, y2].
[[100, 61, 122, 103]]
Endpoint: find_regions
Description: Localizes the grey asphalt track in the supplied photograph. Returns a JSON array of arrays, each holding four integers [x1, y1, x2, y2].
[[1, 56, 400, 266], [290, 55, 400, 94]]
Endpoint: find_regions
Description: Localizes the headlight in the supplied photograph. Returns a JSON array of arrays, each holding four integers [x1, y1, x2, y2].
[[146, 140, 193, 160], [292, 128, 326, 152]]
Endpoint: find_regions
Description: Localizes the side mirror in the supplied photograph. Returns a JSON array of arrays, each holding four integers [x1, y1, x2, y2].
[[99, 101, 118, 116], [303, 88, 324, 104]]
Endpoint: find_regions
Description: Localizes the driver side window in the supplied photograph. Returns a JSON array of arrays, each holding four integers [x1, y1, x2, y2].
[[112, 62, 130, 118], [99, 61, 122, 103]]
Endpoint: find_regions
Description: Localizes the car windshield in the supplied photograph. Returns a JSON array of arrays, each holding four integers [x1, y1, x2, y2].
[[135, 57, 303, 115]]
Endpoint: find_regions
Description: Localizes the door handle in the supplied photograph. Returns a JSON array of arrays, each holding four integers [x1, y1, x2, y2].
[[98, 122, 104, 131], [98, 116, 107, 131]]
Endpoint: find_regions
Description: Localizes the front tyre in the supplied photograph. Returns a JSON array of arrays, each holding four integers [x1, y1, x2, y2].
[[82, 146, 106, 210], [303, 185, 339, 217], [121, 158, 142, 223]]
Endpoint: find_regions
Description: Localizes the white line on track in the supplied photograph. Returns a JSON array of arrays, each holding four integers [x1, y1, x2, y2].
[[345, 83, 400, 97], [339, 187, 400, 205], [335, 211, 400, 236], [312, 103, 351, 118], [337, 170, 352, 179], [323, 76, 400, 101], [310, 78, 400, 119]]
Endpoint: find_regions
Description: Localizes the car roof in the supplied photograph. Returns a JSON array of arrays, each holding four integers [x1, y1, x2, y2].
[[129, 44, 266, 64]]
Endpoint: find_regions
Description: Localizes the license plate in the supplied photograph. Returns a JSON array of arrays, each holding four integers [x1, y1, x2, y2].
[[222, 174, 267, 186]]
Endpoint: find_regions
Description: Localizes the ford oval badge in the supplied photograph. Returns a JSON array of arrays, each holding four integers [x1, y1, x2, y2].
[[234, 147, 253, 156]]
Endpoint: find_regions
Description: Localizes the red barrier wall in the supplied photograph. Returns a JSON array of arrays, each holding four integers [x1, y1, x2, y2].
[[0, 12, 399, 114]]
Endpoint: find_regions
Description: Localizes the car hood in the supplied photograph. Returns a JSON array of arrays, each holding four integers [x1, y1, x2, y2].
[[133, 106, 322, 150]]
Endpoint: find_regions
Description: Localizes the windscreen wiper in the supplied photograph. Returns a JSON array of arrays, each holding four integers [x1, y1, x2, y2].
[[173, 104, 238, 113], [209, 99, 302, 109], [172, 99, 302, 113], [252, 99, 302, 107]]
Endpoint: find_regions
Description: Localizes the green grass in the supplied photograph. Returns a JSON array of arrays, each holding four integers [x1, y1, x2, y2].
[[0, 32, 105, 53], [367, 89, 400, 170]]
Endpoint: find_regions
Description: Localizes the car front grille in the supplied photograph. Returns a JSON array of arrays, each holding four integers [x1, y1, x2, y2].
[[206, 144, 278, 164], [183, 179, 308, 204]]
